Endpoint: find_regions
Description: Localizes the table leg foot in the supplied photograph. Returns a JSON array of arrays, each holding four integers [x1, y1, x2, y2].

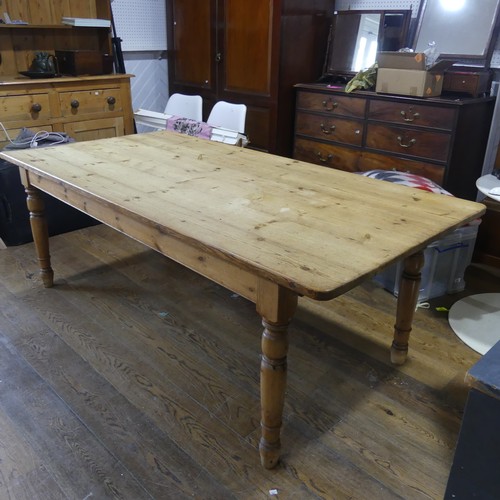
[[26, 186, 54, 288], [259, 435, 281, 469], [391, 251, 424, 365]]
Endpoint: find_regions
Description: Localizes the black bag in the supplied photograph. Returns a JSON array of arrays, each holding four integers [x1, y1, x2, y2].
[[0, 130, 99, 246]]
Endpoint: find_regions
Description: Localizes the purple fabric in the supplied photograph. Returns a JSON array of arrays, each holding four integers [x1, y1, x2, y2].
[[165, 115, 212, 140]]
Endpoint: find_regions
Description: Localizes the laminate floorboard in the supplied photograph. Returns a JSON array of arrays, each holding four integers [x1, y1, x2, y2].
[[1, 224, 497, 499]]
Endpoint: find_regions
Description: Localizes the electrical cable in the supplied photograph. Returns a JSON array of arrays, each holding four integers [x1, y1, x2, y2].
[[0, 122, 68, 149]]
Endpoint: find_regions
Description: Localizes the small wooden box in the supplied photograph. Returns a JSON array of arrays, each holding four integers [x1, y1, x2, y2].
[[443, 70, 491, 97], [56, 50, 113, 76]]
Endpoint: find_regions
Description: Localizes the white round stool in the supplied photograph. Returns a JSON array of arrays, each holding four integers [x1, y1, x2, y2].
[[448, 293, 500, 354]]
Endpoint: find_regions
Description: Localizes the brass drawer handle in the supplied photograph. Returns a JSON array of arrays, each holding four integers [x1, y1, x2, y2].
[[107, 96, 116, 105], [31, 103, 42, 113], [71, 99, 80, 109], [400, 110, 420, 122], [397, 136, 416, 148], [322, 98, 338, 111], [320, 123, 336, 134], [317, 152, 333, 163]]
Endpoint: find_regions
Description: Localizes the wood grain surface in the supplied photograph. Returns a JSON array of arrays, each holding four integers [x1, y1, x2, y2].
[[0, 131, 485, 300]]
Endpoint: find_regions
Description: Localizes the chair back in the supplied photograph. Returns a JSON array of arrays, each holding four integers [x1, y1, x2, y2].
[[207, 101, 247, 133], [165, 93, 203, 121]]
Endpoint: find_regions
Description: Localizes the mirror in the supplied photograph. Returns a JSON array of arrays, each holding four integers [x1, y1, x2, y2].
[[323, 10, 411, 81], [415, 0, 500, 59]]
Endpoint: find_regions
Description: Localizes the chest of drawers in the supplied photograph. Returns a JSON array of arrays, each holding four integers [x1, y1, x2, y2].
[[0, 75, 134, 149], [293, 84, 495, 200]]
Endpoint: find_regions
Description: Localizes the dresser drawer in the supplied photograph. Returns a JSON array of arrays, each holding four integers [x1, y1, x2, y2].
[[368, 100, 455, 130], [443, 72, 490, 96], [296, 90, 366, 118], [357, 151, 445, 186], [366, 123, 451, 162], [0, 94, 51, 124], [59, 88, 122, 117], [295, 112, 363, 146], [293, 138, 359, 171]]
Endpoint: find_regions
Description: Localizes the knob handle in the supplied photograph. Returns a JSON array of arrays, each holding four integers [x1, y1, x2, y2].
[[107, 96, 116, 105], [31, 103, 42, 113], [71, 99, 80, 109]]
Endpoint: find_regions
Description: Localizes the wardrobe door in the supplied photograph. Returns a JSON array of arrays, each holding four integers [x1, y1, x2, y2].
[[219, 0, 276, 98], [170, 0, 216, 94]]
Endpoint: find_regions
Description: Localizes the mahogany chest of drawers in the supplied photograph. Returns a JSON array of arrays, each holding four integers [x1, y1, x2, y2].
[[293, 84, 495, 200]]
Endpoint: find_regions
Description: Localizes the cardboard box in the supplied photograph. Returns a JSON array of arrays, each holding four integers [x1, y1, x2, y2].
[[375, 52, 454, 97]]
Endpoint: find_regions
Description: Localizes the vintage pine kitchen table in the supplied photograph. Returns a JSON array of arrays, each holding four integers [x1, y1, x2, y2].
[[0, 131, 485, 468]]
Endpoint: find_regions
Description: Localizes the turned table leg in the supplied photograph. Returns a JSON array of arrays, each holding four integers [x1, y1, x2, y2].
[[256, 280, 298, 469], [26, 185, 54, 288], [391, 250, 424, 365]]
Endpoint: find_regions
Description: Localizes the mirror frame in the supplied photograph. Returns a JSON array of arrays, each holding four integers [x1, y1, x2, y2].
[[414, 0, 500, 62], [322, 9, 412, 82]]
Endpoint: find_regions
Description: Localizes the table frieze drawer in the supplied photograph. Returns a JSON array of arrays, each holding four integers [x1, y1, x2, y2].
[[295, 112, 363, 146], [59, 88, 122, 117], [293, 138, 359, 171], [357, 151, 445, 186], [0, 94, 51, 123], [366, 123, 451, 162], [296, 91, 366, 118], [368, 100, 455, 130]]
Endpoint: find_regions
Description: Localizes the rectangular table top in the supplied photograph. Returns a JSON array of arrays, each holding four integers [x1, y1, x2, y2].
[[0, 131, 485, 300]]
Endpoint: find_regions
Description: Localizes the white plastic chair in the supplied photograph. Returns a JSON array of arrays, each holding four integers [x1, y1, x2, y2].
[[207, 101, 247, 133], [165, 93, 203, 121]]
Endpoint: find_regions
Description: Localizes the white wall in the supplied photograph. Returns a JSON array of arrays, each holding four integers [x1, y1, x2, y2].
[[112, 0, 169, 130]]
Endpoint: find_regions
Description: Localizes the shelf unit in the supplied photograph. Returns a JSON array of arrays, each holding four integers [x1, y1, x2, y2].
[[0, 0, 112, 76], [0, 0, 134, 144]]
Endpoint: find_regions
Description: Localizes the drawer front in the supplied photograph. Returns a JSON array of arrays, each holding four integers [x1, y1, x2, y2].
[[293, 137, 359, 171], [357, 151, 445, 186], [295, 112, 363, 146], [64, 117, 125, 142], [0, 94, 51, 123], [445, 74, 480, 94], [368, 100, 455, 130], [296, 90, 366, 118], [59, 88, 122, 117], [366, 123, 451, 162]]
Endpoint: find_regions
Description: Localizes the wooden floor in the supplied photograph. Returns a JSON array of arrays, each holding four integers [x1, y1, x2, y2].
[[1, 224, 499, 499]]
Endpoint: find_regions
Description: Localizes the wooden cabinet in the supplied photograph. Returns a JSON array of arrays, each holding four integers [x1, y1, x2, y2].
[[0, 1, 112, 77], [0, 75, 134, 149], [0, 0, 134, 145], [293, 84, 495, 200], [167, 0, 334, 156]]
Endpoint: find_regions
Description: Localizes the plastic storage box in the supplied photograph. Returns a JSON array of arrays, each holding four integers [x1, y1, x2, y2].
[[374, 221, 480, 303]]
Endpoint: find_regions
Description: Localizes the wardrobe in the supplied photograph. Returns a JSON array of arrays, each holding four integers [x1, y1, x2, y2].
[[166, 0, 334, 156]]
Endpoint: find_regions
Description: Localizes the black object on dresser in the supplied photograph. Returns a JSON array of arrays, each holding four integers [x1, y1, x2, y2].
[[293, 84, 495, 200]]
